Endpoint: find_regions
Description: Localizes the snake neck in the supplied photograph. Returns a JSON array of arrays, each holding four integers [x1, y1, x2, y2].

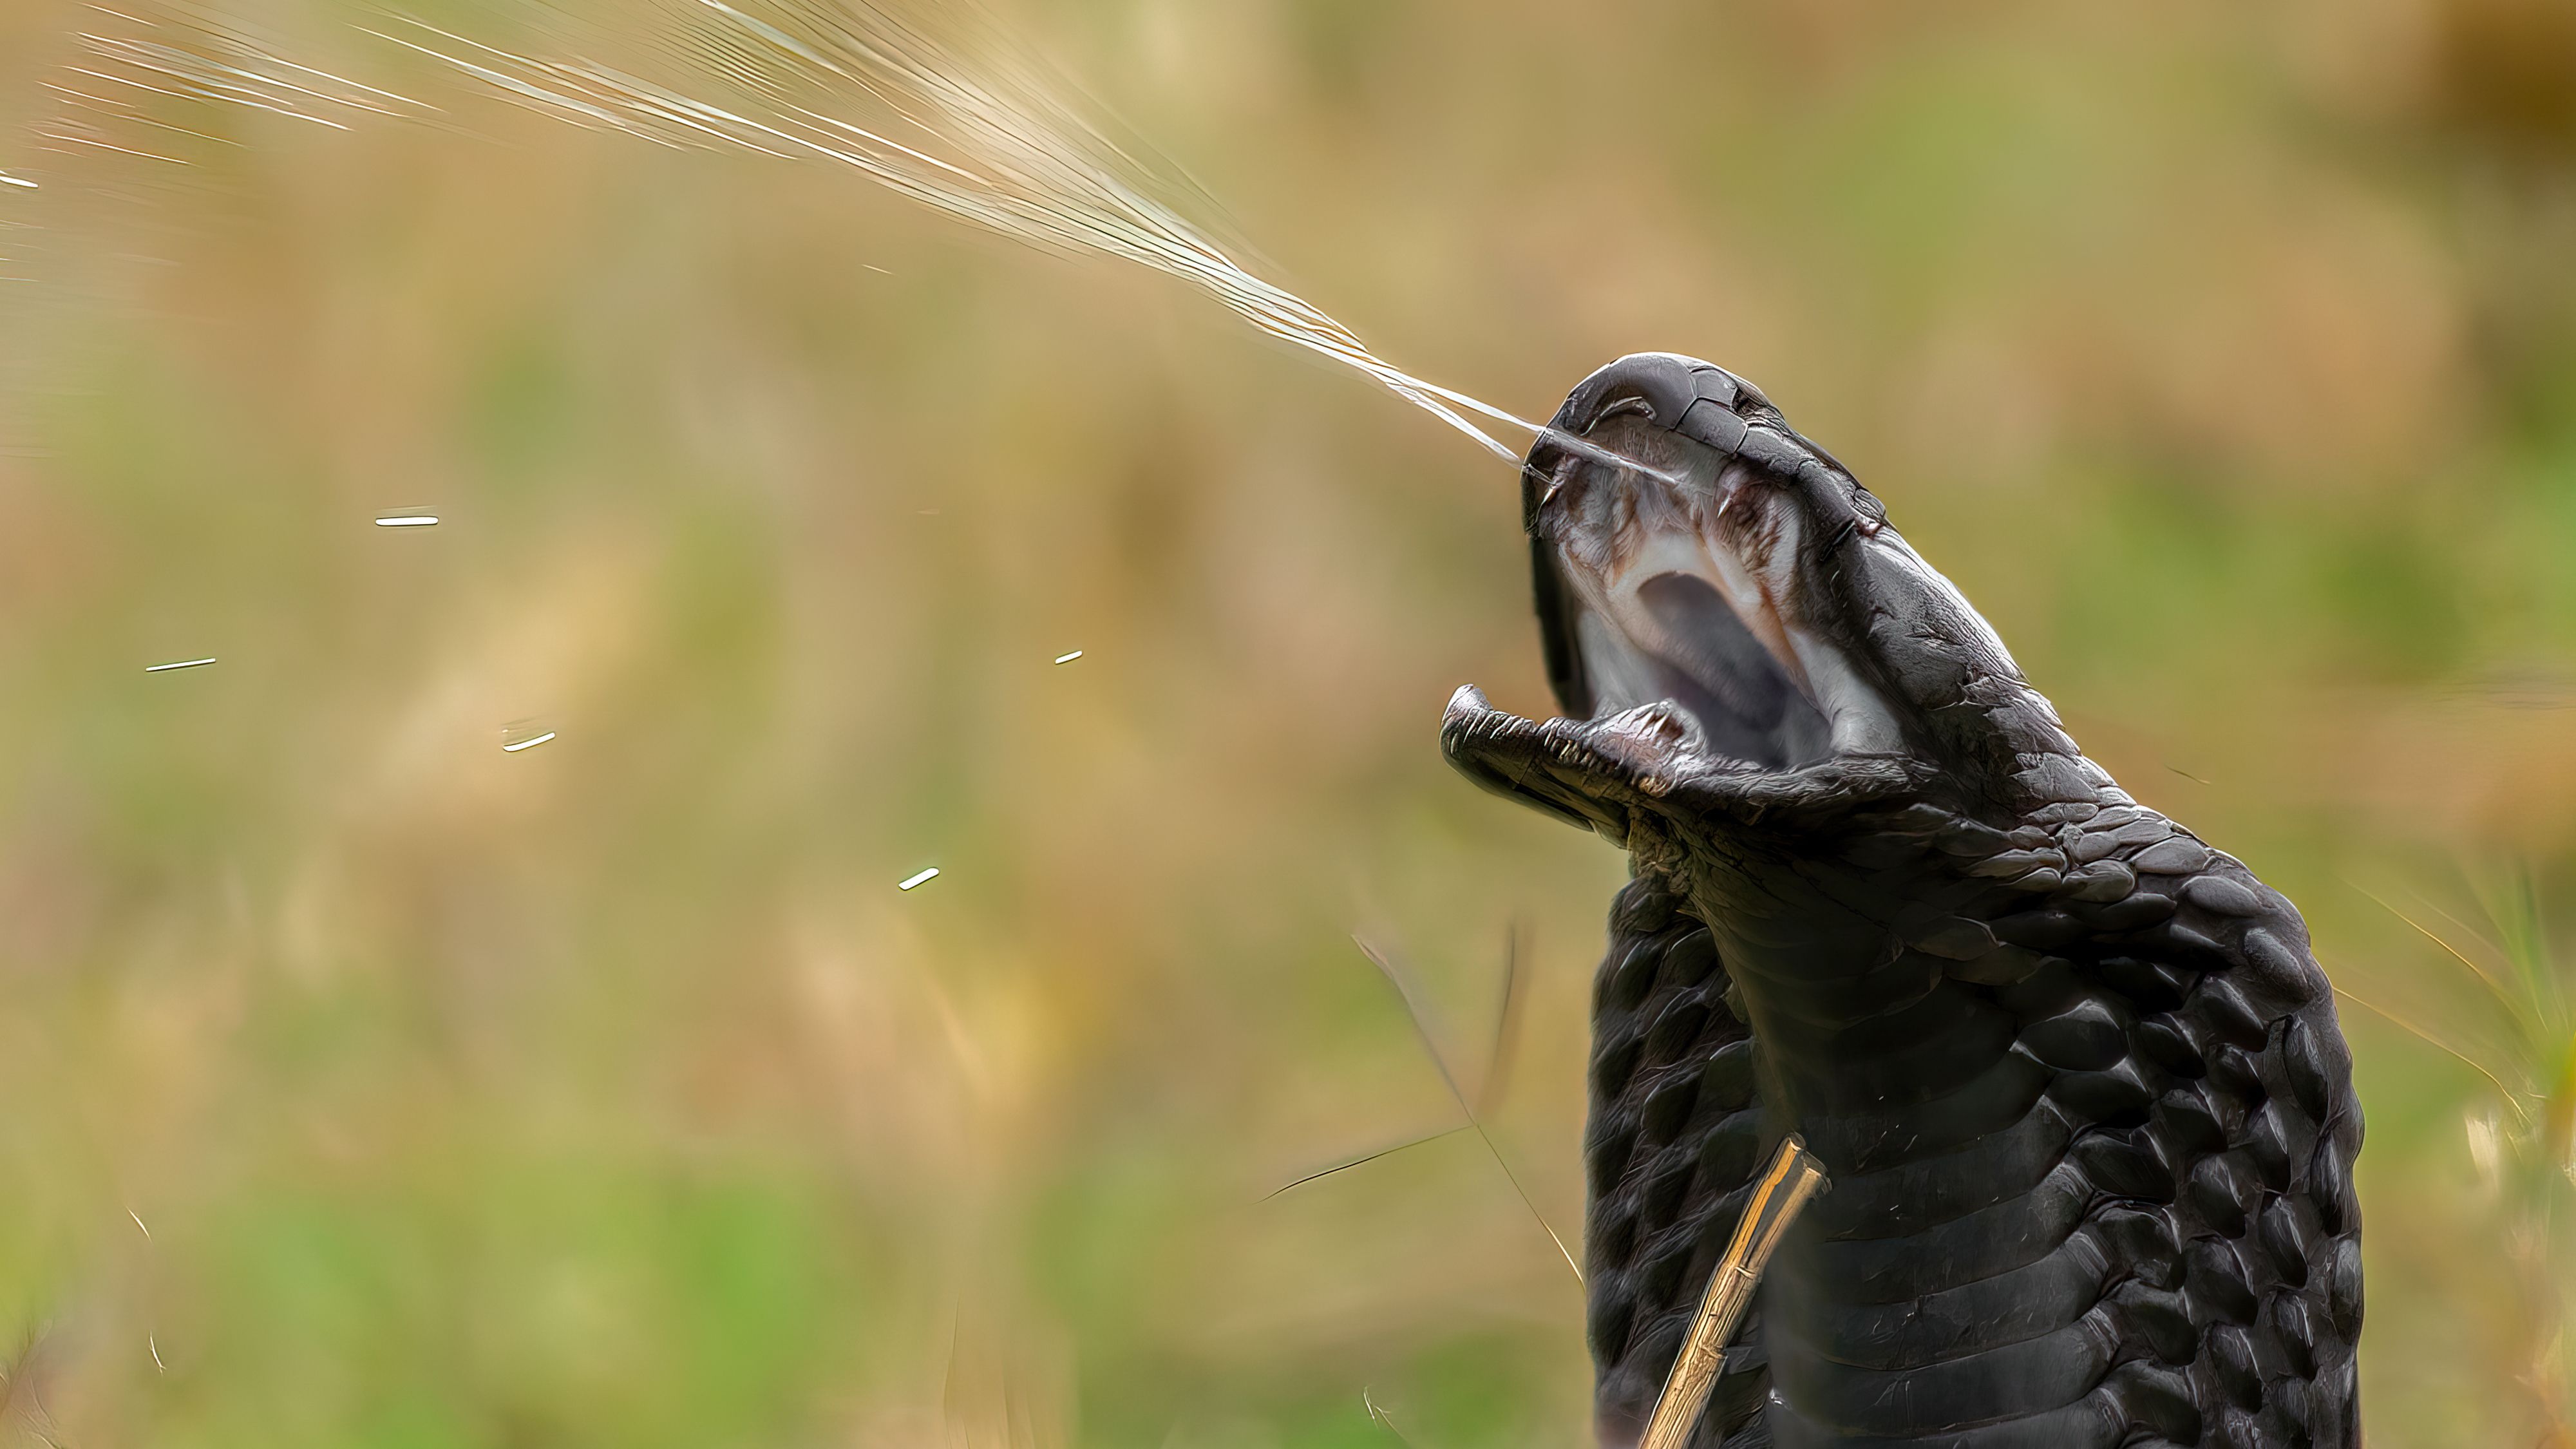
[[1591, 781, 2353, 1449]]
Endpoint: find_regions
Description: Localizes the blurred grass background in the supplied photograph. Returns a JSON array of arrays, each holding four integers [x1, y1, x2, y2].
[[4, 0, 2576, 1444]]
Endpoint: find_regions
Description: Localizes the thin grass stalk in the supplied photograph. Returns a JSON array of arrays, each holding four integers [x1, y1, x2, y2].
[[1638, 1138, 1828, 1449]]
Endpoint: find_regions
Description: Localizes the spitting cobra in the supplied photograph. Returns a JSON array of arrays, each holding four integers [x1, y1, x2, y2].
[[1443, 354, 2362, 1449]]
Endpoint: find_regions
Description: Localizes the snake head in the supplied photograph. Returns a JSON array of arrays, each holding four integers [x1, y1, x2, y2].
[[1446, 352, 2117, 844]]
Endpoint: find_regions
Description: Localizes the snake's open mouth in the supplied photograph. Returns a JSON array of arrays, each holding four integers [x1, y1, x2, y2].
[[1531, 409, 1846, 773], [1444, 352, 2029, 838], [1486, 355, 1911, 793]]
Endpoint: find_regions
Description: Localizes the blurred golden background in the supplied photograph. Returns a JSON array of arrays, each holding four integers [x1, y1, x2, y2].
[[4, 1, 2576, 1444]]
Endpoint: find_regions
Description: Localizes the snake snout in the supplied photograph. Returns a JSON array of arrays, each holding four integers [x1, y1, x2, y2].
[[1541, 352, 1763, 473]]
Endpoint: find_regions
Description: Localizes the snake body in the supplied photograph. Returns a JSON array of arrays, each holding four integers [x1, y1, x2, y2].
[[1443, 354, 2361, 1449]]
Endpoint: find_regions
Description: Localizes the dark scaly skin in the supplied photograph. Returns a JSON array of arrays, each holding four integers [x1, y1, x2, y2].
[[1443, 355, 2362, 1449]]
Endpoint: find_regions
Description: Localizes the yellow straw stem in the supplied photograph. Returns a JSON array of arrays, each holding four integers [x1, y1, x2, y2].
[[1638, 1137, 1829, 1449]]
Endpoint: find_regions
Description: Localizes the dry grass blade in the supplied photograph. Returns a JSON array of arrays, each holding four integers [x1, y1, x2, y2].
[[1352, 933, 1582, 1286], [2353, 881, 2542, 1039], [1268, 924, 1530, 1200], [1638, 1138, 1828, 1449], [1362, 1387, 1418, 1448], [2474, 870, 2564, 1026], [1261, 1124, 1472, 1200], [1477, 918, 1528, 1119], [2329, 984, 2533, 1124], [2402, 883, 2514, 963]]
